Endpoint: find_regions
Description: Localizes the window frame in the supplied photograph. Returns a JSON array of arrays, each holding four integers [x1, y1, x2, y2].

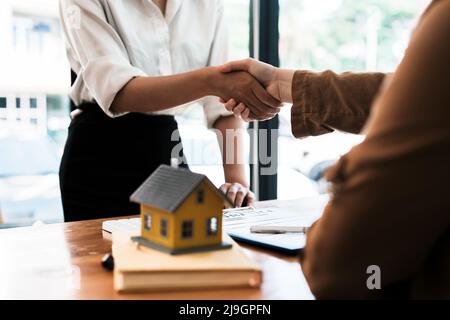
[[181, 220, 194, 239], [249, 0, 280, 201], [197, 189, 204, 204], [143, 213, 152, 231], [160, 217, 168, 238], [206, 217, 218, 236]]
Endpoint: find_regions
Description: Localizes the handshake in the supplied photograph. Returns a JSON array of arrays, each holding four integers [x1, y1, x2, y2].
[[210, 58, 295, 122]]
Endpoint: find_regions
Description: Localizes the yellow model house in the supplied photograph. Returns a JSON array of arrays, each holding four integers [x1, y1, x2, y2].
[[130, 165, 233, 255]]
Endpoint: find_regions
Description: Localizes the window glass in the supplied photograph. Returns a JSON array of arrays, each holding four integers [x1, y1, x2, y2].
[[160, 218, 168, 238], [277, 0, 430, 200], [144, 214, 152, 231], [197, 189, 204, 204], [181, 220, 193, 239], [0, 0, 69, 227], [207, 217, 218, 236]]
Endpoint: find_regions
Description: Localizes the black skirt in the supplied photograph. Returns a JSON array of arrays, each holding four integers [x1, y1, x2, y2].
[[59, 103, 187, 222]]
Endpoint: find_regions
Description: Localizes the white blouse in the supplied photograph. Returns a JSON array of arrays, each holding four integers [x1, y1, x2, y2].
[[59, 0, 232, 128]]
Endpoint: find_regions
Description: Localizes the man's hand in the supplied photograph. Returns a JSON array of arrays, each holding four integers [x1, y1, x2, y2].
[[209, 68, 281, 121], [218, 58, 295, 121], [219, 182, 255, 208]]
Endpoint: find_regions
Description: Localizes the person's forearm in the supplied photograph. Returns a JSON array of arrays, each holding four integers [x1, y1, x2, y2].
[[111, 67, 217, 114], [273, 68, 295, 103], [214, 115, 249, 187]]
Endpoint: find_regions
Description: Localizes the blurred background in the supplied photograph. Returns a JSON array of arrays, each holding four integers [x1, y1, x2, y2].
[[0, 0, 430, 227]]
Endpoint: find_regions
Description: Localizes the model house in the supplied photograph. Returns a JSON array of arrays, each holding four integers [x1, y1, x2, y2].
[[130, 165, 233, 254]]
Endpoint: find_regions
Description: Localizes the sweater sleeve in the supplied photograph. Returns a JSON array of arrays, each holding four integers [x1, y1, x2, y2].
[[290, 70, 385, 138]]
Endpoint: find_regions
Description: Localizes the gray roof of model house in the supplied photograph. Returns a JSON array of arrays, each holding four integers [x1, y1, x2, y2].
[[130, 165, 232, 212]]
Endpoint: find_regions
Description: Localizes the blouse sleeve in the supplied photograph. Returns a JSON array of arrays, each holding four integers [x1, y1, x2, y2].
[[59, 0, 147, 117]]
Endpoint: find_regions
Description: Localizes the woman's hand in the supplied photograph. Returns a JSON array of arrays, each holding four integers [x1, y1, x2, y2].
[[208, 67, 281, 121], [218, 59, 295, 121], [220, 58, 281, 99], [219, 182, 255, 208]]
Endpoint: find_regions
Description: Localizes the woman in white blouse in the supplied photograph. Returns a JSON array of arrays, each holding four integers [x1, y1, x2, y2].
[[58, 0, 280, 221]]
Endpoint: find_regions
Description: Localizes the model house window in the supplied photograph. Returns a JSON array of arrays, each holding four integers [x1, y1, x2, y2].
[[181, 220, 193, 239], [160, 218, 168, 237], [207, 217, 218, 236], [197, 189, 204, 204], [144, 213, 152, 231]]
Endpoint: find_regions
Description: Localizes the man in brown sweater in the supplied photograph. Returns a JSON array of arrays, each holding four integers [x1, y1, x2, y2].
[[220, 0, 450, 298]]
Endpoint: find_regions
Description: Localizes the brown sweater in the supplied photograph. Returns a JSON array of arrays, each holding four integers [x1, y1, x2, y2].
[[293, 0, 450, 299]]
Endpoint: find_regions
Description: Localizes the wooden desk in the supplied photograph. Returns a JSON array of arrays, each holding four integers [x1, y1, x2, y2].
[[0, 198, 325, 300]]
